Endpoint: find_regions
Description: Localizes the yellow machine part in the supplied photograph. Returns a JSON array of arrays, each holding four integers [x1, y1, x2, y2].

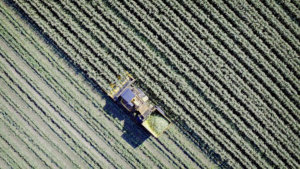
[[107, 72, 134, 99]]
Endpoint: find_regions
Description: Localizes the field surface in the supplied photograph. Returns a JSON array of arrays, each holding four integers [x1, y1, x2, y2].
[[0, 0, 299, 168]]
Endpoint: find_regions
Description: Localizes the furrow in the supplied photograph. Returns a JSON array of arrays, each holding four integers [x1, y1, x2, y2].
[[9, 0, 298, 168], [0, 58, 102, 168], [0, 124, 37, 169], [0, 152, 14, 169], [13, 0, 113, 85], [114, 0, 268, 167], [5, 1, 169, 168], [174, 0, 300, 121], [30, 0, 118, 82], [145, 0, 300, 160], [274, 0, 300, 26], [95, 0, 294, 166], [171, 0, 300, 143], [0, 70, 94, 168], [0, 80, 80, 169], [206, 0, 300, 99], [0, 73, 93, 169], [169, 1, 298, 167], [26, 0, 204, 167], [215, 0, 300, 122], [0, 120, 22, 169], [153, 0, 300, 156], [291, 0, 300, 10], [0, 106, 60, 169], [147, 0, 300, 165], [0, 37, 88, 169], [20, 0, 148, 166], [183, 0, 300, 162], [0, 135, 29, 169], [248, 0, 300, 63]]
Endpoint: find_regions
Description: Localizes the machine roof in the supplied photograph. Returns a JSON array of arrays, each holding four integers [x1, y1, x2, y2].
[[121, 88, 135, 103]]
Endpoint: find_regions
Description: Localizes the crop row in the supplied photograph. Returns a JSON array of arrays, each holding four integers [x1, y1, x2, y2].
[[174, 0, 300, 160], [275, 0, 300, 26], [0, 105, 61, 168], [0, 143, 19, 169], [0, 6, 198, 168], [146, 0, 300, 157], [0, 70, 81, 169], [0, 43, 101, 168], [0, 108, 25, 169], [0, 76, 93, 169], [0, 42, 106, 168], [170, 0, 300, 130], [291, 0, 300, 10], [54, 1, 211, 167], [162, 0, 300, 161], [0, 144, 20, 169], [256, 0, 300, 48], [109, 0, 297, 167], [248, 0, 300, 67], [202, 0, 300, 105], [0, 6, 171, 168], [121, 0, 298, 147], [0, 132, 32, 168], [149, 0, 300, 155], [0, 105, 41, 168], [111, 1, 268, 168], [209, 0, 300, 124], [0, 58, 103, 168], [75, 0, 278, 166]]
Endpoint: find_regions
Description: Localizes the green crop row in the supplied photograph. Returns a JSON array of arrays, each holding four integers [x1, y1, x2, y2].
[[179, 0, 300, 165], [110, 0, 297, 167]]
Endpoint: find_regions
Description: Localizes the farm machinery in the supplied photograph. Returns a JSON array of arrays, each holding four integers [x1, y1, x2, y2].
[[107, 72, 171, 138]]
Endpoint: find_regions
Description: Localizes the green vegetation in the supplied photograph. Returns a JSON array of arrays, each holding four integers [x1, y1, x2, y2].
[[143, 112, 170, 137], [0, 0, 299, 168]]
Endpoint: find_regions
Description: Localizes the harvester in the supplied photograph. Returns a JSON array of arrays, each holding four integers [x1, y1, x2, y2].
[[107, 72, 171, 138]]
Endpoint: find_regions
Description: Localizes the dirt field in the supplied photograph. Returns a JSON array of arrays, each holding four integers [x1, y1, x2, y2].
[[0, 0, 299, 168]]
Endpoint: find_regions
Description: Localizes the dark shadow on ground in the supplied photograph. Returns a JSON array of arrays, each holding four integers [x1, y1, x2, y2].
[[5, 0, 231, 167], [103, 100, 151, 148]]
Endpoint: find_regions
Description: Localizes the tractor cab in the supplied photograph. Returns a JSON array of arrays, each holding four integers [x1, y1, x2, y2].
[[107, 72, 171, 138]]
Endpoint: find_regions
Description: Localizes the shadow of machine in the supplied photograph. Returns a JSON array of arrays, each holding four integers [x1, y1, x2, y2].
[[103, 100, 151, 148]]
